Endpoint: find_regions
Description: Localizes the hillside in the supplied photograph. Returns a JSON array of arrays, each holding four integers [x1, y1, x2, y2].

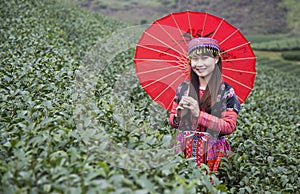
[[69, 0, 300, 35]]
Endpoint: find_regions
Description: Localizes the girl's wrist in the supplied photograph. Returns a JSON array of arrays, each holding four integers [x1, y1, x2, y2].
[[192, 108, 200, 118]]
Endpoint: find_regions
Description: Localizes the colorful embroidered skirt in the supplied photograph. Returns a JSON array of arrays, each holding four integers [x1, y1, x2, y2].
[[176, 131, 231, 172]]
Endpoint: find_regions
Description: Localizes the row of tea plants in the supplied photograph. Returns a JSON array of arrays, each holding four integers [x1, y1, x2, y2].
[[1, 0, 299, 193]]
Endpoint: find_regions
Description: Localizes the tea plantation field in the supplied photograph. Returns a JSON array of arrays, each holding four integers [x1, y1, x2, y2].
[[1, 0, 299, 193]]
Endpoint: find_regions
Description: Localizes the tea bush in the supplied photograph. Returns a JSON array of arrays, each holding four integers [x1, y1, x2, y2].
[[1, 0, 299, 193], [252, 38, 300, 51], [255, 58, 300, 77], [218, 60, 300, 193], [246, 34, 287, 44], [0, 0, 224, 193], [282, 50, 300, 61]]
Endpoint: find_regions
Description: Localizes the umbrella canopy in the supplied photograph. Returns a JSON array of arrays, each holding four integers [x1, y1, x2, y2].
[[134, 11, 256, 111]]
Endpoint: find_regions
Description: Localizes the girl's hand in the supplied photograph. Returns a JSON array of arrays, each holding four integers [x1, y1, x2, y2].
[[176, 103, 188, 118], [177, 96, 199, 117]]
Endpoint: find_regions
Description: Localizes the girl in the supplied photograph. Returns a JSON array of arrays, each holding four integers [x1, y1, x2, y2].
[[168, 37, 240, 172]]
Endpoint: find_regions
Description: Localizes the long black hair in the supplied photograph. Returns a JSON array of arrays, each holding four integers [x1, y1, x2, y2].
[[189, 48, 222, 114], [178, 48, 222, 131]]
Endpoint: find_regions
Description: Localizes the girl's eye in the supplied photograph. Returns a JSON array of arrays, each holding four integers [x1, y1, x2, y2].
[[191, 55, 211, 61]]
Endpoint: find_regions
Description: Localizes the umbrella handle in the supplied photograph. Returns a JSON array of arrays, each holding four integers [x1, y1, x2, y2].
[[186, 83, 190, 96]]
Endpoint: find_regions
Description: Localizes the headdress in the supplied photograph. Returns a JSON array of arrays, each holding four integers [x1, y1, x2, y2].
[[187, 37, 220, 56]]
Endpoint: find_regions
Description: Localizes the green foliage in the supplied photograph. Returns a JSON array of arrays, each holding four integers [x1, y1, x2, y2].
[[246, 34, 288, 44], [282, 50, 300, 61], [252, 38, 300, 51], [1, 0, 299, 193], [0, 0, 222, 193], [218, 62, 300, 193], [255, 58, 300, 77]]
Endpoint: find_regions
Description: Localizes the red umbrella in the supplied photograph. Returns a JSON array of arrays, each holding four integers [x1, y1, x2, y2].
[[134, 11, 256, 111]]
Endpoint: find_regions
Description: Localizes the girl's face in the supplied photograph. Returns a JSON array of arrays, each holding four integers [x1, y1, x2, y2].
[[190, 53, 219, 79]]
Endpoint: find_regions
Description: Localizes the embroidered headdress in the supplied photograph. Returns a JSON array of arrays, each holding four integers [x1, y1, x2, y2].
[[187, 37, 220, 56]]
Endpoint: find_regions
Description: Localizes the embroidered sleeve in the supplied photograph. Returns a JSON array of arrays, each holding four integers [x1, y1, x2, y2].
[[198, 110, 238, 135], [225, 87, 240, 114], [197, 85, 240, 135]]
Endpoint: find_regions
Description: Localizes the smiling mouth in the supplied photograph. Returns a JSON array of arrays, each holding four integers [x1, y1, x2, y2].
[[196, 68, 206, 72]]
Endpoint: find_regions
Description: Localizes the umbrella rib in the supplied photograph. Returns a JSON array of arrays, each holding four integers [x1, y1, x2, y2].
[[142, 70, 182, 89], [236, 95, 244, 103], [134, 58, 186, 69], [166, 92, 177, 111], [221, 42, 251, 53], [137, 66, 179, 75], [135, 58, 187, 70], [144, 31, 184, 57], [134, 58, 180, 63], [222, 67, 256, 74], [222, 74, 253, 90], [219, 29, 239, 45], [211, 18, 224, 39], [155, 21, 186, 54], [171, 13, 188, 46], [223, 57, 256, 62], [153, 73, 184, 102], [137, 44, 181, 60]]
